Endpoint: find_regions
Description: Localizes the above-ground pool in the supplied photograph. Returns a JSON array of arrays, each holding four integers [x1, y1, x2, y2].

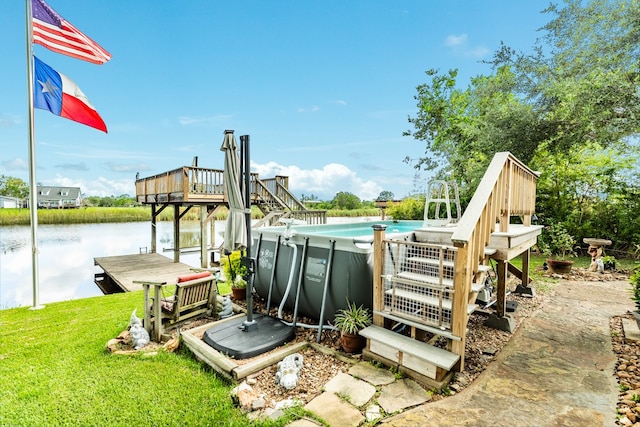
[[252, 220, 422, 323]]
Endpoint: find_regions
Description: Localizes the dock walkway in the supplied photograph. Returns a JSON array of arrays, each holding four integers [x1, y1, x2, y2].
[[94, 253, 195, 294]]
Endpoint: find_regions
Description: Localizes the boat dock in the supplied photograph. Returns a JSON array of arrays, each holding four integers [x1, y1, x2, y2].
[[94, 253, 196, 294]]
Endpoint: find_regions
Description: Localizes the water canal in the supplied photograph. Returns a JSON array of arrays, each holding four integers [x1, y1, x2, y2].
[[0, 217, 381, 309]]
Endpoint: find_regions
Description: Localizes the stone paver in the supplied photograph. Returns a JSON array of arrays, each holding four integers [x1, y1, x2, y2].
[[323, 372, 376, 407], [377, 378, 430, 414], [382, 279, 632, 427], [304, 392, 364, 427], [348, 361, 396, 385], [286, 417, 323, 427]]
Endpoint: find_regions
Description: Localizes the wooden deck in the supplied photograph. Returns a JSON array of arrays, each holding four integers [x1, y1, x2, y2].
[[94, 253, 196, 294]]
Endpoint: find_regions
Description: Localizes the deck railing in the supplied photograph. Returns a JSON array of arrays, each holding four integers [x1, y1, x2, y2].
[[448, 152, 538, 367], [135, 167, 326, 223]]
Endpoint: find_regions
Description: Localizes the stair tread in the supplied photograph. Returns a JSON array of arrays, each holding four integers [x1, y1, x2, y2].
[[395, 271, 454, 287], [385, 288, 478, 314], [374, 310, 461, 341], [407, 256, 454, 268], [360, 324, 460, 370]]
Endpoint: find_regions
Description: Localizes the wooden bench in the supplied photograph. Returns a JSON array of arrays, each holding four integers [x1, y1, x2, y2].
[[134, 271, 217, 342]]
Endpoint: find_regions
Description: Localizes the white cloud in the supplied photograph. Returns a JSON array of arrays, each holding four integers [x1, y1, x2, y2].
[[336, 100, 347, 106], [445, 34, 468, 47], [444, 33, 489, 58], [1, 158, 28, 171], [45, 175, 135, 197], [252, 161, 382, 200], [296, 106, 320, 113], [178, 114, 234, 126]]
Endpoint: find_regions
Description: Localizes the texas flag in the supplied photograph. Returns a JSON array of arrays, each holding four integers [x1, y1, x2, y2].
[[33, 56, 107, 133]]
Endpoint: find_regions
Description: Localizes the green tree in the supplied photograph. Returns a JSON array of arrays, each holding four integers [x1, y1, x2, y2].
[[0, 175, 29, 198], [376, 191, 395, 202], [404, 0, 640, 251], [331, 192, 361, 210]]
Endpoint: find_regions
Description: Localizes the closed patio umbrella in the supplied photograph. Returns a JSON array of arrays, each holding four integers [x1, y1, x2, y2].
[[220, 130, 247, 254]]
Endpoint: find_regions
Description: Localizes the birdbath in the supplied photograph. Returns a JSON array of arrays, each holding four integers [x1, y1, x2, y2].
[[583, 238, 612, 272]]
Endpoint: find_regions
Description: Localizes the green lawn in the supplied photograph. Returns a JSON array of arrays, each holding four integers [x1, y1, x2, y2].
[[1, 255, 633, 426], [0, 291, 299, 427]]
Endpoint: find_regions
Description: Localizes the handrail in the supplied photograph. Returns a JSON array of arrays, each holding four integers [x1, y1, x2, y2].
[[448, 151, 538, 368], [451, 152, 538, 246], [260, 177, 307, 211]]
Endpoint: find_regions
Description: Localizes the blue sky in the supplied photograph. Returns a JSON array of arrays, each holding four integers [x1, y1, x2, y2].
[[1, 1, 549, 201]]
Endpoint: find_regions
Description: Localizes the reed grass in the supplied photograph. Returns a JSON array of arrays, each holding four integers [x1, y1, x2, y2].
[[0, 206, 261, 226], [0, 207, 380, 226], [0, 292, 304, 427]]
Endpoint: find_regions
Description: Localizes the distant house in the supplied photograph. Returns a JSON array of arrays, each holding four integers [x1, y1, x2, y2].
[[0, 195, 21, 208], [37, 186, 82, 209]]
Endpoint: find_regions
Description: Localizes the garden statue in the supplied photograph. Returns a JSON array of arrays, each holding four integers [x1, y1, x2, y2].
[[584, 238, 612, 273], [129, 309, 150, 350], [275, 353, 304, 390], [218, 296, 233, 319]]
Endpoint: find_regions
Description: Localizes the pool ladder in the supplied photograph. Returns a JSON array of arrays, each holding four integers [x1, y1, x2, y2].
[[423, 180, 461, 227]]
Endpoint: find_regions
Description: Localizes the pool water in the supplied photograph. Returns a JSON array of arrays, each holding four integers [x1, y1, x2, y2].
[[284, 220, 422, 238]]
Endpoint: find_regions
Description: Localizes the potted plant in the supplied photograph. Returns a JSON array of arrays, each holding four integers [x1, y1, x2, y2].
[[231, 275, 247, 300], [539, 222, 577, 274], [602, 255, 616, 271], [334, 300, 372, 353], [222, 251, 247, 300], [630, 267, 640, 327]]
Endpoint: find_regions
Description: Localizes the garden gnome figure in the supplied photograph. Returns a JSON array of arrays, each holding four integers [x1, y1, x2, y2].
[[129, 309, 150, 350]]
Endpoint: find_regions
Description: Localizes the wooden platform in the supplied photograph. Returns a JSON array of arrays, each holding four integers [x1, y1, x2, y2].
[[94, 253, 195, 294]]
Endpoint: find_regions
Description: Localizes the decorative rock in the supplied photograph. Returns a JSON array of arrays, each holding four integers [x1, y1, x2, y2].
[[274, 398, 301, 410], [482, 346, 499, 356], [365, 404, 382, 422], [252, 396, 266, 410]]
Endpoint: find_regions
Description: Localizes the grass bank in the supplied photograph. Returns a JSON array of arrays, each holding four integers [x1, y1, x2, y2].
[[0, 207, 381, 226], [0, 291, 304, 427]]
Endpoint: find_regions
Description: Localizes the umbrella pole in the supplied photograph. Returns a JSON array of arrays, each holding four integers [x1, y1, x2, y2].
[[241, 134, 257, 331]]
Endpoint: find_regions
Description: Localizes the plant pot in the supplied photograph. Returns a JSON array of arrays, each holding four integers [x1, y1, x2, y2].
[[340, 332, 366, 354], [547, 259, 574, 274], [231, 287, 246, 301]]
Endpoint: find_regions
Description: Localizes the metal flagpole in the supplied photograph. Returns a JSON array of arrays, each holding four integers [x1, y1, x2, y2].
[[25, 0, 44, 310]]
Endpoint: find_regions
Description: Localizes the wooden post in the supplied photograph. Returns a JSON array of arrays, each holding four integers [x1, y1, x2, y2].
[[151, 204, 157, 253], [200, 206, 208, 268], [173, 204, 180, 263], [496, 259, 507, 318], [451, 244, 469, 371], [153, 284, 162, 341], [521, 248, 530, 286], [372, 224, 387, 327]]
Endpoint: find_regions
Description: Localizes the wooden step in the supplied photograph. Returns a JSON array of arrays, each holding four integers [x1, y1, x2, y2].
[[395, 271, 454, 288], [374, 310, 460, 341], [385, 288, 477, 315], [407, 256, 454, 269], [360, 325, 460, 380]]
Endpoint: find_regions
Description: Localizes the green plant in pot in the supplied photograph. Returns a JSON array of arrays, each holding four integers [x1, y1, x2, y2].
[[222, 250, 247, 300], [539, 222, 577, 274], [334, 300, 372, 353], [630, 267, 640, 327]]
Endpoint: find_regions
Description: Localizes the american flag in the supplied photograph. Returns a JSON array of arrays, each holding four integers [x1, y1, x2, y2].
[[31, 0, 111, 65]]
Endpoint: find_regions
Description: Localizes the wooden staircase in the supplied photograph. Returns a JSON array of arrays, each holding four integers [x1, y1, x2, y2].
[[365, 152, 540, 389], [362, 227, 492, 386]]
